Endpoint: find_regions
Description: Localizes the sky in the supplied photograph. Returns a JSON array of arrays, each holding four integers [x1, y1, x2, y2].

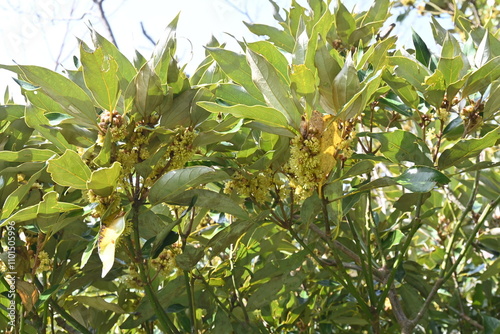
[[0, 0, 446, 103]]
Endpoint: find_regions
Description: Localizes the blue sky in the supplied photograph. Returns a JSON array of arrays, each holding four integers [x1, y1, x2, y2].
[[0, 0, 445, 102]]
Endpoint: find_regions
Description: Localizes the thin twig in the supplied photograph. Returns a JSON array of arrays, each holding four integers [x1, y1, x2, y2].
[[93, 0, 118, 47], [141, 22, 156, 46]]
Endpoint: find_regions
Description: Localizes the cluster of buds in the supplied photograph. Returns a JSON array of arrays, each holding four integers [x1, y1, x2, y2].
[[97, 110, 127, 145], [460, 103, 484, 133], [224, 169, 274, 204], [35, 250, 52, 274], [151, 244, 182, 277]]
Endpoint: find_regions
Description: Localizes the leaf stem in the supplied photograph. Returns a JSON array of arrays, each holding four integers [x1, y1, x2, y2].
[[376, 193, 424, 312], [288, 227, 372, 316], [130, 203, 180, 334]]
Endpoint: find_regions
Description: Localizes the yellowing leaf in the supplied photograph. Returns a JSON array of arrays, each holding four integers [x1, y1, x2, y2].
[[319, 117, 342, 184], [98, 214, 126, 277]]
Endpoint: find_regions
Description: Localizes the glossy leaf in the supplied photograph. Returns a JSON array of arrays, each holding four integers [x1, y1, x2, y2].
[[395, 166, 450, 193], [1, 168, 44, 220], [244, 22, 295, 53], [462, 56, 500, 97], [332, 55, 359, 114], [365, 130, 433, 165], [165, 188, 249, 219], [438, 127, 500, 170], [198, 101, 291, 131], [412, 30, 431, 68], [149, 166, 229, 205], [382, 69, 419, 109]]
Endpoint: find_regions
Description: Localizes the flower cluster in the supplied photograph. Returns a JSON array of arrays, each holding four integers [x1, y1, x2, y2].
[[97, 110, 127, 144], [165, 126, 196, 171], [150, 244, 182, 277], [144, 126, 196, 188], [35, 250, 52, 274], [224, 169, 274, 204], [287, 135, 322, 191], [460, 103, 484, 133]]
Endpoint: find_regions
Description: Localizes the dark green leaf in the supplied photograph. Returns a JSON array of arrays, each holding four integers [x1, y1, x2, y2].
[[365, 130, 433, 165], [395, 166, 450, 193], [438, 127, 500, 169], [149, 166, 229, 205]]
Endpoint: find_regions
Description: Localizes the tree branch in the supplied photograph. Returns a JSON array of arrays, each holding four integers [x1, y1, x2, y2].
[[141, 22, 156, 46], [93, 0, 118, 47]]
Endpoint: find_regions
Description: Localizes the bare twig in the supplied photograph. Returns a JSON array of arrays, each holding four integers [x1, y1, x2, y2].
[[140, 22, 156, 46], [93, 0, 118, 47]]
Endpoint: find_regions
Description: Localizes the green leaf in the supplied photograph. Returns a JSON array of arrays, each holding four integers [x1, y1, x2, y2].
[[1, 168, 44, 220], [47, 150, 92, 189], [483, 80, 500, 120], [382, 69, 420, 109], [80, 45, 120, 111], [0, 64, 98, 128], [462, 56, 500, 97], [244, 22, 295, 53], [91, 29, 136, 90], [339, 70, 383, 119], [0, 104, 24, 122], [198, 102, 291, 131], [206, 47, 264, 101], [423, 69, 446, 108], [149, 166, 229, 205], [87, 162, 122, 197], [165, 188, 249, 219], [290, 64, 316, 95], [125, 63, 164, 118], [73, 296, 125, 314], [151, 14, 179, 84], [248, 41, 289, 84], [412, 30, 432, 67], [0, 148, 56, 162], [479, 228, 500, 253], [214, 83, 264, 106], [438, 127, 500, 169], [300, 192, 322, 224], [93, 130, 112, 167], [2, 191, 82, 226], [335, 1, 356, 42], [332, 55, 359, 114], [25, 105, 75, 152], [246, 48, 301, 129], [395, 166, 450, 193], [390, 53, 431, 93], [365, 130, 433, 165]]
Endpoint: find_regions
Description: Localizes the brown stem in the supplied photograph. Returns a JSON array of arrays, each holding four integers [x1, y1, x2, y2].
[[93, 0, 118, 47]]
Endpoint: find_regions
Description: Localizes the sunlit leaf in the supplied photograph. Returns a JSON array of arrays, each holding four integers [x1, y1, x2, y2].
[[47, 149, 92, 189], [98, 214, 126, 277]]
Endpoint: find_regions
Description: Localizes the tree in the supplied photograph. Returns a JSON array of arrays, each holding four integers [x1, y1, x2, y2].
[[0, 0, 499, 333]]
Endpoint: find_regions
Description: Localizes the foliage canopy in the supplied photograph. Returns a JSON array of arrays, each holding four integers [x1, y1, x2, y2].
[[1, 0, 499, 333]]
